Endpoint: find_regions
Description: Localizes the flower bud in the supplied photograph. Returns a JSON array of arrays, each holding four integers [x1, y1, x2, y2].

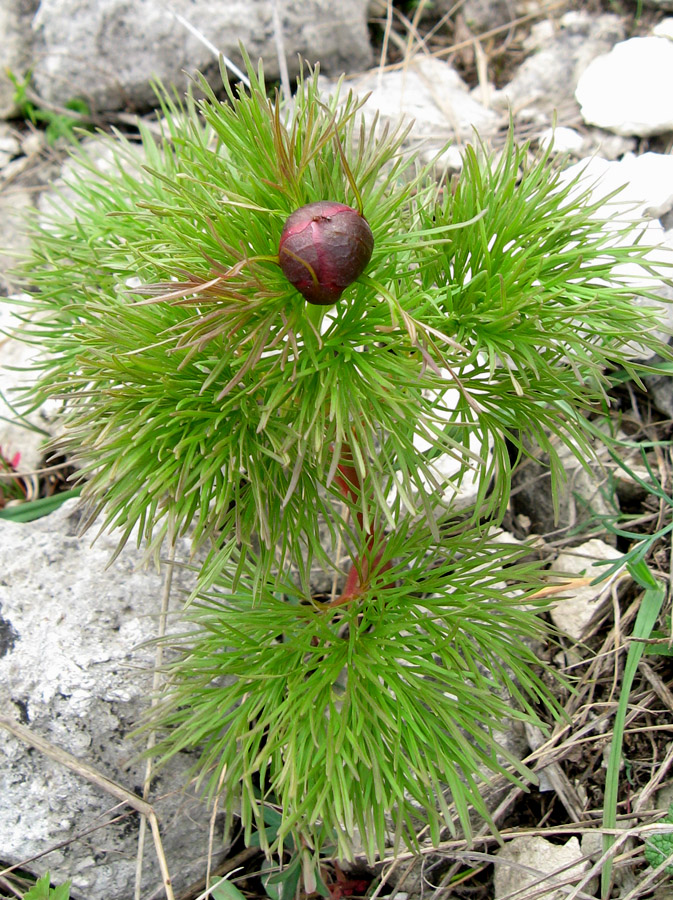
[[278, 201, 374, 306]]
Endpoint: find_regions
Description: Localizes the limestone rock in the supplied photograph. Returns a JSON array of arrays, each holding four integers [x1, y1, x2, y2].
[[319, 56, 499, 168], [538, 126, 586, 155], [0, 293, 56, 474], [558, 153, 673, 359], [494, 835, 590, 900], [550, 539, 623, 640], [494, 11, 624, 123], [0, 500, 223, 900], [28, 0, 372, 113], [576, 36, 673, 137], [0, 0, 40, 117], [654, 18, 673, 39]]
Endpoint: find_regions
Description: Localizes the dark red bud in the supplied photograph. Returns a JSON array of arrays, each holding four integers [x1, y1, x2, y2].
[[278, 201, 374, 306]]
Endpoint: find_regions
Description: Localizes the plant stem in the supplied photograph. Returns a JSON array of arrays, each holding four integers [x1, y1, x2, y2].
[[330, 443, 391, 606]]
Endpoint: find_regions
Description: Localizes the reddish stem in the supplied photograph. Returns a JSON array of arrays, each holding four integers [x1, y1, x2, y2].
[[330, 443, 392, 607], [333, 450, 364, 532]]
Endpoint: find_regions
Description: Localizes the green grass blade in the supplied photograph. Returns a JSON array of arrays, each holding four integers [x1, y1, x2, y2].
[[601, 561, 666, 898], [0, 487, 82, 522]]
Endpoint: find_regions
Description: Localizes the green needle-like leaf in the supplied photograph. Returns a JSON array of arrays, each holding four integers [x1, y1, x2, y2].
[[602, 564, 666, 897]]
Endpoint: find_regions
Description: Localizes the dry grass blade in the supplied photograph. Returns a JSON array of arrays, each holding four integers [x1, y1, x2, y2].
[[135, 543, 178, 900], [525, 723, 585, 823]]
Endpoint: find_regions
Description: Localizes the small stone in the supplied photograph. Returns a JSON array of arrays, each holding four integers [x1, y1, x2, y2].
[[576, 36, 673, 136], [0, 131, 20, 169], [581, 830, 604, 860], [550, 539, 623, 640], [558, 153, 673, 359], [591, 132, 637, 161], [653, 18, 673, 39], [495, 835, 590, 900], [20, 130, 46, 157], [319, 56, 499, 166], [538, 126, 585, 154]]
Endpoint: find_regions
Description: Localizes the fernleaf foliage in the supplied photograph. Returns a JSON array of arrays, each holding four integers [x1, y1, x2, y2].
[[11, 54, 672, 863]]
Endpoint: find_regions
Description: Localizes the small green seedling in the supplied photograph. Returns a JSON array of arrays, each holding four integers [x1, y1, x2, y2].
[[644, 804, 673, 876], [6, 68, 91, 144], [21, 872, 71, 900]]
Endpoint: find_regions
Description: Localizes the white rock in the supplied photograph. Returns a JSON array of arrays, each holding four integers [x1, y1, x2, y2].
[[562, 152, 673, 225], [576, 36, 673, 136], [0, 130, 20, 168], [29, 0, 372, 113], [0, 295, 56, 474], [0, 500, 223, 900], [399, 365, 492, 512], [559, 153, 673, 358], [495, 835, 590, 900], [550, 539, 623, 639], [538, 126, 585, 154], [320, 56, 499, 166], [494, 11, 624, 120], [653, 18, 673, 39]]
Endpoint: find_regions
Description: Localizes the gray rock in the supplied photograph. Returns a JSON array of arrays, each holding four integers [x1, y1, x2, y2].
[[494, 11, 624, 123], [0, 500, 224, 900], [459, 0, 519, 32], [414, 0, 521, 31], [28, 0, 372, 114], [494, 835, 590, 900], [550, 539, 623, 640], [644, 351, 673, 420], [0, 0, 40, 118], [319, 56, 499, 169]]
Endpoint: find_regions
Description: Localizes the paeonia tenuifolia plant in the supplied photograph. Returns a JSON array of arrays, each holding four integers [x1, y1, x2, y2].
[[10, 54, 672, 865]]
